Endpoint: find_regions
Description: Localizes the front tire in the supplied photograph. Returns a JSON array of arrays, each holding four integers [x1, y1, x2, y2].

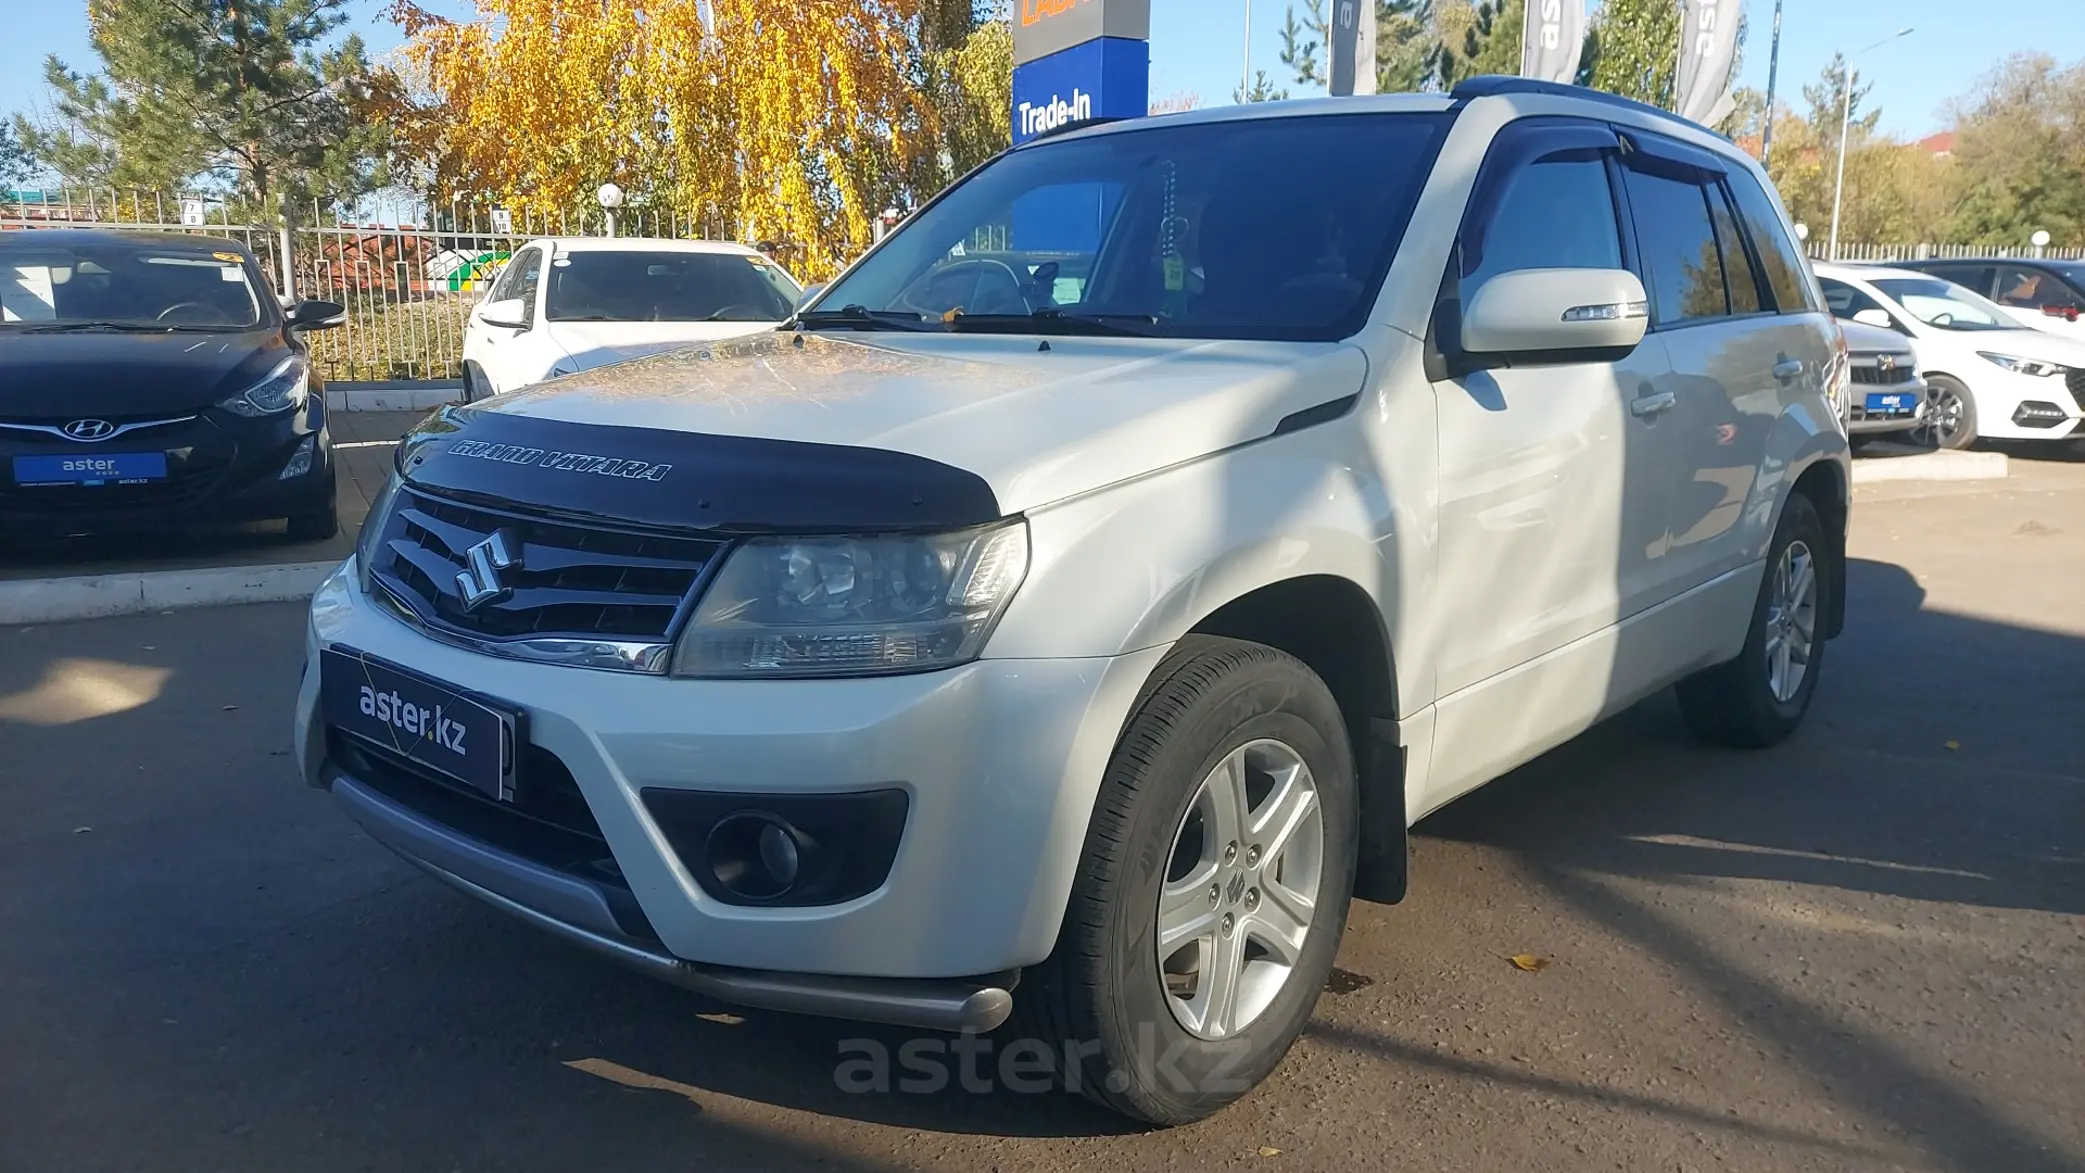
[[1015, 637, 1358, 1124], [286, 497, 339, 543], [1916, 375, 1977, 449], [1676, 493, 1832, 748]]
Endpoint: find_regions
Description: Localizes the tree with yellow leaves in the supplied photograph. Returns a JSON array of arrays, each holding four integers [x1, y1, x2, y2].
[[387, 0, 966, 277]]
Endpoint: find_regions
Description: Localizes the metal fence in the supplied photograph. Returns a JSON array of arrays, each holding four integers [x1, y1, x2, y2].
[[1816, 242, 2085, 263], [2, 187, 734, 383]]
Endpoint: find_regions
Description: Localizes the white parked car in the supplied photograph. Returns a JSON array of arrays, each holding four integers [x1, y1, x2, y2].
[[459, 238, 803, 400], [1815, 263, 2085, 448], [298, 79, 1849, 1124]]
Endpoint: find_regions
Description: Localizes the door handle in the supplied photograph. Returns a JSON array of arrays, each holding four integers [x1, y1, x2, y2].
[[1629, 390, 1677, 418], [1772, 358, 1804, 380]]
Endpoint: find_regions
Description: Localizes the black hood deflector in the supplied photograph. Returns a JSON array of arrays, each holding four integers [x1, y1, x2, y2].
[[398, 404, 1002, 534]]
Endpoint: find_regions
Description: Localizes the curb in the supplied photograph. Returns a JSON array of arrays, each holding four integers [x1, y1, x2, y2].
[[325, 382, 462, 413], [1850, 450, 2009, 484], [0, 561, 337, 625]]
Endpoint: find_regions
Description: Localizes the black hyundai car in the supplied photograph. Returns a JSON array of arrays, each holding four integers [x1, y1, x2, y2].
[[0, 229, 346, 542]]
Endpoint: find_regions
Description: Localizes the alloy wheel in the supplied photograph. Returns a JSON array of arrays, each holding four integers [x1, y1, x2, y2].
[[1155, 739, 1325, 1040], [1764, 539, 1819, 703]]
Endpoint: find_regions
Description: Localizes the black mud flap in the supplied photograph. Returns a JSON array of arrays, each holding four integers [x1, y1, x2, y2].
[[1352, 719, 1409, 905]]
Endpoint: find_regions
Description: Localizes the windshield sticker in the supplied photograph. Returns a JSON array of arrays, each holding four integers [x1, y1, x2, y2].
[[446, 439, 673, 483]]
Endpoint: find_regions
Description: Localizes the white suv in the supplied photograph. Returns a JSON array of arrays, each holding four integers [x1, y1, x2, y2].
[[294, 79, 1849, 1124]]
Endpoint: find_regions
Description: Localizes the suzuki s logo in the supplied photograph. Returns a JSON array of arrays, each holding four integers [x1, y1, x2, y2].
[[454, 529, 519, 612], [63, 418, 116, 441]]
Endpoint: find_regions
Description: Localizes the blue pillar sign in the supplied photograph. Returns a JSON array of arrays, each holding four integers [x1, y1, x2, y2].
[[1010, 0, 1150, 146]]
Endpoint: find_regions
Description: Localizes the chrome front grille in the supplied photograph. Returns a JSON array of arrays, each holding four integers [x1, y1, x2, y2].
[[1848, 355, 1918, 385], [370, 486, 725, 653]]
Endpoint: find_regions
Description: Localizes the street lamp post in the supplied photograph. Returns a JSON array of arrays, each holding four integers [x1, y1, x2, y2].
[[596, 182, 625, 239], [1828, 28, 1914, 262], [1242, 0, 1252, 99]]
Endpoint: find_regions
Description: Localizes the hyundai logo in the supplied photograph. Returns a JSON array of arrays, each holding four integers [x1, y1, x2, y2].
[[455, 529, 520, 612], [62, 418, 117, 441]]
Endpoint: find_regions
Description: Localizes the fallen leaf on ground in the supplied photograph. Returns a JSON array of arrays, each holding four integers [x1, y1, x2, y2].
[[1257, 1147, 1282, 1158], [1508, 953, 1551, 972]]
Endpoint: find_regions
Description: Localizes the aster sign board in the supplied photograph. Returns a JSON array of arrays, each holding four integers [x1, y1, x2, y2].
[[1012, 0, 1152, 67]]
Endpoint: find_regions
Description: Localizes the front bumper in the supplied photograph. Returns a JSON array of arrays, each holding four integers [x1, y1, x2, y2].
[[295, 563, 1165, 1016], [0, 398, 332, 536], [1845, 376, 1928, 435]]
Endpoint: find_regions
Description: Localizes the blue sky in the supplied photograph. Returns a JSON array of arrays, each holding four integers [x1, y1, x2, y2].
[[6, 1, 2081, 145]]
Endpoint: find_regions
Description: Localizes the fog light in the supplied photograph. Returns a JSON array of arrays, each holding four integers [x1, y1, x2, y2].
[[704, 812, 813, 901], [279, 435, 316, 479], [2011, 401, 2069, 428]]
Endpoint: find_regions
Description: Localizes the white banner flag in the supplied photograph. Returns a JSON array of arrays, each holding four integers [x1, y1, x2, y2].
[[1520, 0, 1586, 84], [1676, 0, 1741, 124]]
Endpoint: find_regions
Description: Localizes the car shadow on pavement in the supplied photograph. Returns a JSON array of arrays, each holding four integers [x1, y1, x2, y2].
[[1407, 555, 2085, 1172]]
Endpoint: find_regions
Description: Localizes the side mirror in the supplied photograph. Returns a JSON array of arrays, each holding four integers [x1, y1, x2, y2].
[[1852, 308, 1895, 330], [477, 298, 529, 330], [1461, 268, 1649, 363], [287, 299, 347, 330]]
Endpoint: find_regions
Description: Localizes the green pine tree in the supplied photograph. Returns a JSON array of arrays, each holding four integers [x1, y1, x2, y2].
[[1435, 0, 1520, 88], [17, 0, 387, 210], [1582, 0, 1683, 107], [1279, 0, 1328, 89], [1235, 69, 1293, 103], [1377, 0, 1442, 93], [0, 122, 34, 187]]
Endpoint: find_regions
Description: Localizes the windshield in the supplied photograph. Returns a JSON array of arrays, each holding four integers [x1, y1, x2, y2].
[[1871, 277, 2021, 332], [0, 240, 265, 330], [546, 251, 801, 323], [810, 112, 1452, 341]]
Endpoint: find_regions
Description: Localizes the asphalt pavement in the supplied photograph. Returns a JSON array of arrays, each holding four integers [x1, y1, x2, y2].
[[2, 458, 2081, 1173]]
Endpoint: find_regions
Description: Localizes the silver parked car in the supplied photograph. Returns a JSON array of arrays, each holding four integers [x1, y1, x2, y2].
[[1836, 317, 1927, 440]]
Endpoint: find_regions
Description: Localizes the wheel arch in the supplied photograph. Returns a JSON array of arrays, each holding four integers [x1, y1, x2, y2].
[[1788, 457, 1848, 640], [1182, 575, 1409, 904]]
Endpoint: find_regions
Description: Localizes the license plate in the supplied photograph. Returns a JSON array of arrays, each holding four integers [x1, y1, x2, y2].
[[12, 451, 168, 485], [1864, 392, 1917, 414], [319, 647, 520, 802]]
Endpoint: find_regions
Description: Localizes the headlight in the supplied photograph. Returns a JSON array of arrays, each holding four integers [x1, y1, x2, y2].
[[670, 521, 1029, 678], [1978, 352, 2069, 378], [219, 354, 310, 415], [354, 471, 402, 593]]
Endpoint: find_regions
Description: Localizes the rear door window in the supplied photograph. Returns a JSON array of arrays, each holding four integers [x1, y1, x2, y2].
[[1706, 183, 1765, 315], [1722, 170, 1818, 313]]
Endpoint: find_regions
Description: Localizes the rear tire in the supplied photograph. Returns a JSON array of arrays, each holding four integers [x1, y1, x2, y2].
[[1676, 493, 1831, 748], [1012, 636, 1358, 1125]]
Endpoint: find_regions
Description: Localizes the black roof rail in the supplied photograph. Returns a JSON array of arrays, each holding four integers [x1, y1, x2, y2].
[[1449, 75, 1713, 134], [1026, 115, 1131, 144]]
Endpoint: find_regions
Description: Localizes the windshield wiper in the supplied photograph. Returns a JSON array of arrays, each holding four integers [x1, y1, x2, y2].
[[946, 307, 1159, 337], [794, 304, 942, 332], [14, 320, 186, 334]]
